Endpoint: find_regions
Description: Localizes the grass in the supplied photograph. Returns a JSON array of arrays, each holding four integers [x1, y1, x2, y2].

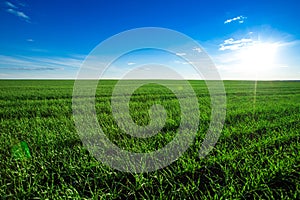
[[0, 80, 299, 199]]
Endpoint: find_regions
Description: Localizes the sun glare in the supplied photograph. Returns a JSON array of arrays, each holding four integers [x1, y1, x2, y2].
[[238, 42, 278, 72]]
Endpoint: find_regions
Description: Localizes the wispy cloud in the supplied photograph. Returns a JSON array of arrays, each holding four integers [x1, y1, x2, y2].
[[5, 1, 17, 9], [5, 1, 31, 23], [27, 39, 34, 42], [224, 15, 247, 24], [192, 47, 202, 53], [219, 35, 299, 51], [0, 73, 9, 77], [127, 62, 136, 65], [1, 66, 64, 71], [7, 8, 30, 22], [174, 60, 194, 65], [175, 52, 186, 56], [0, 55, 82, 71], [219, 38, 253, 51], [0, 54, 86, 78]]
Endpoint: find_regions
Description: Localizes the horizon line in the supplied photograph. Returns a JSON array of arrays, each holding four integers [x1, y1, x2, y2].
[[0, 79, 299, 81]]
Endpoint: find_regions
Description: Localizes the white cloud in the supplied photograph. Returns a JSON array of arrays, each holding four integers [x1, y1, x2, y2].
[[0, 55, 82, 71], [6, 1, 31, 23], [175, 52, 186, 56], [127, 62, 136, 65], [224, 15, 247, 24], [7, 8, 30, 22], [0, 73, 9, 77], [192, 47, 202, 53], [174, 60, 194, 65], [27, 39, 34, 42], [219, 38, 253, 51], [5, 1, 17, 9]]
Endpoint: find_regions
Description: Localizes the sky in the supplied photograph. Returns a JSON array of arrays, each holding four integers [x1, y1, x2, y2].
[[0, 0, 300, 80]]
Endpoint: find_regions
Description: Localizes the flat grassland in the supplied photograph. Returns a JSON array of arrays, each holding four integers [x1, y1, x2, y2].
[[0, 80, 299, 199]]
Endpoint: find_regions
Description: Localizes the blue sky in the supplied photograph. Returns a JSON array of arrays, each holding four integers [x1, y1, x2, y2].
[[0, 0, 299, 79]]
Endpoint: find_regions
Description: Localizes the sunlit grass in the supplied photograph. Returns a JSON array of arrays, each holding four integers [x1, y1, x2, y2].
[[0, 80, 299, 199]]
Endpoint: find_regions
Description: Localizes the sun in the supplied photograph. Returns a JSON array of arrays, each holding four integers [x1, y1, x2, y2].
[[238, 42, 279, 72]]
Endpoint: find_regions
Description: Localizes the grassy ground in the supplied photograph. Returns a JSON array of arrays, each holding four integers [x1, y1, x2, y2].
[[0, 80, 299, 199]]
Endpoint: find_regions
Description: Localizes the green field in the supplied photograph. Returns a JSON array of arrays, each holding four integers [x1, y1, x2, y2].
[[0, 80, 299, 199]]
